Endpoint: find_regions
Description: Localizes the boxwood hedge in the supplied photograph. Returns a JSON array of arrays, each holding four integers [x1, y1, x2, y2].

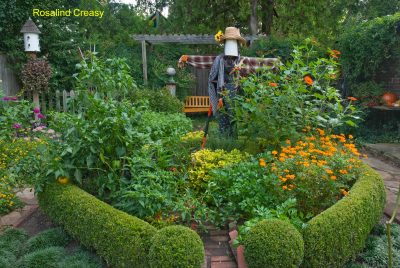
[[38, 183, 157, 267], [242, 163, 385, 267], [243, 219, 304, 268], [148, 225, 205, 268], [38, 183, 206, 268], [301, 163, 386, 267]]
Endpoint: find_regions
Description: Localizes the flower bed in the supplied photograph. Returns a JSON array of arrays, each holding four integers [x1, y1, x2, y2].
[[242, 163, 385, 268]]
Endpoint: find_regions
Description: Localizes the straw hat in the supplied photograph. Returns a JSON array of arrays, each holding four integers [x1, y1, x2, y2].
[[219, 27, 246, 45]]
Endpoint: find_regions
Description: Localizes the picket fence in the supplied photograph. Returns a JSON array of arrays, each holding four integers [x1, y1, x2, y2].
[[24, 90, 76, 113]]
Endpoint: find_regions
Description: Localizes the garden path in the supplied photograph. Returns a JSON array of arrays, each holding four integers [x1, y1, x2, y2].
[[201, 226, 237, 268], [362, 154, 400, 223]]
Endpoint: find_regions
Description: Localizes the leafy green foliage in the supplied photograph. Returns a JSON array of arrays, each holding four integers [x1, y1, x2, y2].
[[338, 13, 400, 90], [243, 219, 304, 268], [204, 157, 281, 226], [0, 99, 35, 139], [24, 228, 71, 254], [234, 42, 360, 148], [234, 198, 308, 246], [58, 249, 103, 268], [0, 227, 28, 256], [302, 164, 386, 267], [73, 53, 137, 99], [148, 226, 205, 268], [17, 246, 65, 268], [21, 59, 52, 93], [346, 224, 400, 268], [129, 88, 184, 114]]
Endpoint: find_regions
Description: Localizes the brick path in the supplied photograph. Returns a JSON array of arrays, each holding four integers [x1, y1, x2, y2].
[[201, 226, 237, 268]]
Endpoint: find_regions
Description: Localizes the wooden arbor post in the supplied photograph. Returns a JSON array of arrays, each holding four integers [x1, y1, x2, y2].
[[141, 40, 148, 86]]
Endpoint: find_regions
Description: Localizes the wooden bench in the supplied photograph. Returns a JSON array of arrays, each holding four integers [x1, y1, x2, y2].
[[183, 96, 210, 113]]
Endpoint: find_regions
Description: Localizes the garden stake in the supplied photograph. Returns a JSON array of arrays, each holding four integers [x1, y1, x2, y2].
[[386, 185, 400, 268], [201, 104, 213, 149]]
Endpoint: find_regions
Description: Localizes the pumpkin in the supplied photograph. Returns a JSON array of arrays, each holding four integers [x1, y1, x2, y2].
[[382, 92, 398, 106]]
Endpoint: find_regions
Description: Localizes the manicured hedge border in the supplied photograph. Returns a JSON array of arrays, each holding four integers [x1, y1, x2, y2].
[[301, 163, 386, 267], [38, 183, 157, 268]]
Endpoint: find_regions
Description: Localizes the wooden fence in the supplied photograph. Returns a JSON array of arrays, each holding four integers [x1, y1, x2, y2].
[[23, 90, 76, 113]]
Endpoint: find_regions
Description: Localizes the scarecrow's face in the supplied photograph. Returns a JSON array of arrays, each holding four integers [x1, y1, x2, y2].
[[224, 40, 239, 57]]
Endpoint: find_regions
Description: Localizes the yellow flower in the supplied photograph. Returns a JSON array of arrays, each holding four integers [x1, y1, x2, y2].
[[259, 158, 266, 167]]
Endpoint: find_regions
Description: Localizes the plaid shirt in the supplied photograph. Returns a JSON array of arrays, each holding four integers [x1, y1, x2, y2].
[[178, 55, 279, 76]]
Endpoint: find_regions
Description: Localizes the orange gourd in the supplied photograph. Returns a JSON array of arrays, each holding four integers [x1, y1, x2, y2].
[[382, 92, 398, 106]]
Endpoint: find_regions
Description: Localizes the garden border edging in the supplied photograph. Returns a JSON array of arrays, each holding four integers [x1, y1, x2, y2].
[[37, 183, 205, 268]]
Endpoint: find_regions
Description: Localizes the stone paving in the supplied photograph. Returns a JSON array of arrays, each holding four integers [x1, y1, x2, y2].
[[0, 188, 38, 227], [362, 154, 400, 223]]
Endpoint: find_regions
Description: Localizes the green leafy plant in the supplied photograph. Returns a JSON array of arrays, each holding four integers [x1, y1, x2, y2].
[[73, 53, 137, 99], [233, 41, 360, 148], [188, 149, 249, 192], [234, 198, 308, 247]]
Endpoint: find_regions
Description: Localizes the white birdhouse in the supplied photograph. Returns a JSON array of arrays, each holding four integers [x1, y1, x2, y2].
[[20, 18, 41, 52]]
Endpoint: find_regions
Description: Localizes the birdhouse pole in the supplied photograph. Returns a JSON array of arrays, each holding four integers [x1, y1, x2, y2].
[[21, 17, 41, 107]]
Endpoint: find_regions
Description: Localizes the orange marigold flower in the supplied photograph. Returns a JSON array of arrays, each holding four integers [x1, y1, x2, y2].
[[180, 55, 188, 62], [284, 169, 290, 173], [304, 75, 314, 85], [347, 97, 357, 101], [348, 134, 353, 139], [285, 139, 291, 144], [340, 189, 349, 196], [279, 157, 285, 162], [259, 158, 266, 167], [330, 175, 337, 180], [332, 50, 341, 55], [271, 150, 278, 155], [269, 82, 278, 87], [282, 185, 288, 190], [326, 169, 333, 174]]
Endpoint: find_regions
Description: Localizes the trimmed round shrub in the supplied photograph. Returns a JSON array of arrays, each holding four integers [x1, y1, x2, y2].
[[24, 227, 71, 253], [148, 225, 205, 268], [243, 219, 304, 268], [18, 246, 64, 268]]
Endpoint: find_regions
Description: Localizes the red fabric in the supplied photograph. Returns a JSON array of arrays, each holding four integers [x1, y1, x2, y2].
[[178, 55, 278, 75]]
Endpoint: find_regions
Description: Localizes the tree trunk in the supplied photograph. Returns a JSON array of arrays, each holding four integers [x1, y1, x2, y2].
[[250, 0, 258, 36], [261, 0, 274, 35]]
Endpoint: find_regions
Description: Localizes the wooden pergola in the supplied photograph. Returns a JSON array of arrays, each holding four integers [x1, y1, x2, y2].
[[132, 34, 261, 85]]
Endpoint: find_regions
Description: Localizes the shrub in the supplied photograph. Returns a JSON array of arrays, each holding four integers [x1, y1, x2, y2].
[[302, 164, 386, 267], [24, 227, 71, 253], [38, 183, 157, 267], [17, 246, 64, 268], [130, 88, 184, 114], [243, 219, 304, 268], [21, 58, 52, 94], [148, 225, 204, 268], [189, 149, 249, 192]]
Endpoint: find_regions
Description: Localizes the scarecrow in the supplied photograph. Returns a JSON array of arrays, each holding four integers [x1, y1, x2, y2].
[[178, 28, 278, 147], [208, 26, 246, 136]]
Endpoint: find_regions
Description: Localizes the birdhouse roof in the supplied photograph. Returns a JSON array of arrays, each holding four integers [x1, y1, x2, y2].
[[20, 18, 41, 34]]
